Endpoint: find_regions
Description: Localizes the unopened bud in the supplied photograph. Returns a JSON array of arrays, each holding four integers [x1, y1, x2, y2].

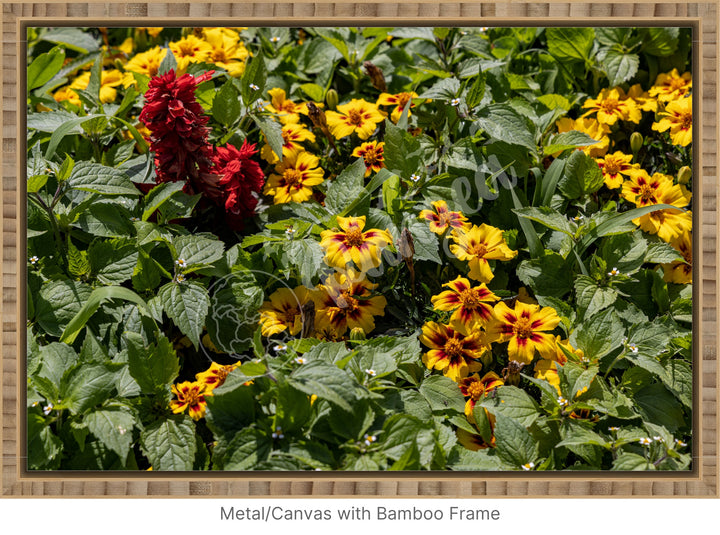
[[349, 327, 366, 341], [398, 228, 415, 261], [307, 101, 328, 130], [363, 61, 387, 92], [677, 166, 691, 185], [480, 350, 493, 369], [630, 132, 643, 154], [325, 89, 339, 111]]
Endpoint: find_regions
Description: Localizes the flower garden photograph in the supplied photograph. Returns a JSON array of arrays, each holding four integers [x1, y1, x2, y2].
[[25, 25, 693, 471]]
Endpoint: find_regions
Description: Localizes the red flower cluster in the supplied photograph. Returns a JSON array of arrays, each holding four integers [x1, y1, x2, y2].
[[139, 69, 214, 186], [139, 69, 266, 228], [211, 141, 265, 230]]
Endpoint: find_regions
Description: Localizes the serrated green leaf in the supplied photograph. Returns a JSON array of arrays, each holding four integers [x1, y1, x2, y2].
[[158, 281, 210, 349], [67, 161, 139, 196], [514, 206, 574, 236], [172, 235, 225, 268], [212, 79, 241, 125], [570, 307, 625, 360], [575, 275, 618, 318], [418, 375, 465, 413], [287, 361, 357, 412], [603, 49, 639, 87], [559, 150, 604, 199], [125, 332, 180, 396], [140, 415, 196, 471], [35, 342, 78, 387], [476, 104, 536, 151], [325, 157, 367, 215], [142, 181, 186, 221], [516, 252, 573, 299], [85, 407, 136, 462], [253, 114, 283, 160], [60, 362, 123, 414], [480, 386, 540, 427], [612, 452, 654, 471], [546, 27, 595, 63], [36, 280, 93, 338], [493, 412, 537, 468], [543, 130, 599, 156], [241, 52, 266, 106]]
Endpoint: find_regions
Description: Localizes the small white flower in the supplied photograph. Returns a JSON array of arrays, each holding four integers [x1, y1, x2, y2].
[[608, 426, 620, 432], [365, 369, 376, 376], [460, 30, 468, 35], [118, 426, 127, 435], [175, 258, 187, 268], [130, 217, 140, 222], [653, 436, 663, 442], [521, 462, 535, 471], [255, 98, 266, 111], [675, 439, 687, 447], [363, 434, 377, 446], [294, 357, 307, 365], [608, 267, 620, 276], [32, 401, 39, 407], [249, 83, 259, 91], [273, 343, 287, 352], [639, 437, 653, 446], [409, 173, 421, 182], [450, 98, 461, 106], [571, 214, 584, 222], [43, 403, 54, 415], [628, 343, 639, 354], [285, 226, 296, 238], [29, 256, 39, 265], [315, 467, 323, 471], [270, 36, 280, 43], [557, 396, 568, 407], [479, 27, 489, 32], [175, 274, 186, 283]]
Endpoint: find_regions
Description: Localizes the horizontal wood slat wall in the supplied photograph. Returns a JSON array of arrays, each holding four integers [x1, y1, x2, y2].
[[1, 1, 717, 497]]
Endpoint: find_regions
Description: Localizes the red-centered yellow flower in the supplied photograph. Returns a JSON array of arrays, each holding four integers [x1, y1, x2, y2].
[[352, 141, 385, 177], [69, 69, 125, 103], [621, 170, 672, 207], [534, 358, 563, 395], [419, 321, 486, 382], [431, 276, 500, 328], [648, 68, 692, 103], [124, 46, 168, 79], [449, 224, 517, 283], [319, 216, 393, 271], [582, 87, 641, 125], [487, 301, 561, 365], [196, 362, 238, 391], [456, 427, 495, 450], [261, 122, 316, 164], [652, 97, 692, 147], [596, 151, 640, 189], [169, 35, 213, 73], [263, 150, 324, 204], [419, 200, 469, 235], [325, 99, 386, 140], [376, 91, 419, 123], [169, 381, 208, 420], [459, 371, 504, 424], [203, 27, 248, 77], [555, 116, 611, 157], [663, 231, 692, 284], [314, 272, 386, 337], [259, 285, 315, 337], [266, 88, 311, 124], [626, 83, 657, 113]]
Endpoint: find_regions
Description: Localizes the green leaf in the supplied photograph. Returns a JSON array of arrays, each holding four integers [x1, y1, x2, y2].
[[88, 238, 138, 285], [158, 48, 177, 75], [559, 150, 604, 199], [401, 214, 441, 264], [142, 181, 186, 221], [220, 428, 270, 470], [543, 130, 599, 156], [480, 386, 540, 427], [28, 46, 65, 92], [612, 452, 654, 471], [285, 239, 325, 286], [67, 239, 91, 278], [632, 383, 686, 433], [645, 241, 683, 264], [125, 332, 180, 396], [173, 235, 225, 267], [205, 381, 256, 439], [287, 361, 357, 412], [212, 79, 241, 125], [513, 206, 574, 236], [67, 161, 139, 196], [508, 186, 543, 258], [595, 28, 632, 47], [158, 281, 210, 349], [640, 28, 679, 57], [381, 414, 436, 467], [60, 285, 151, 344], [205, 272, 263, 354], [27, 174, 49, 193], [556, 422, 610, 449], [60, 362, 123, 414], [35, 342, 78, 387], [575, 275, 618, 318], [299, 83, 324, 102], [43, 113, 105, 160], [41, 27, 100, 53], [325, 157, 367, 215], [84, 55, 103, 103], [418, 375, 466, 414], [340, 168, 394, 217], [546, 27, 595, 63], [36, 280, 93, 338], [570, 307, 625, 360], [85, 407, 136, 462], [241, 52, 266, 106], [28, 413, 63, 470], [516, 252, 573, 299], [253, 115, 283, 160], [476, 104, 536, 151], [466, 68, 486, 109], [600, 232, 648, 275], [493, 412, 537, 468], [536, 156, 566, 207], [602, 49, 639, 87], [383, 119, 424, 177], [140, 415, 197, 471]]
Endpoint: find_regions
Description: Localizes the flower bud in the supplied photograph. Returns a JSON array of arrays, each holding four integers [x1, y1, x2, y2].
[[349, 327, 366, 341], [325, 89, 339, 111], [503, 360, 525, 387], [630, 132, 643, 154], [677, 166, 692, 185], [480, 351, 493, 369], [363, 61, 387, 92]]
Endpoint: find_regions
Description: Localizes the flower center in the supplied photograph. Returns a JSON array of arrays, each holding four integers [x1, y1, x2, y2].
[[177, 42, 198, 57], [680, 111, 692, 130], [459, 288, 482, 310], [337, 290, 358, 311], [513, 317, 533, 339], [444, 337, 465, 359], [283, 169, 303, 188], [670, 78, 686, 91], [604, 157, 621, 175], [398, 93, 412, 108], [212, 50, 229, 62], [183, 386, 204, 406], [347, 109, 364, 126], [283, 306, 299, 324], [467, 381, 485, 401], [469, 242, 488, 257], [638, 183, 657, 202], [364, 146, 379, 164], [282, 101, 297, 113], [344, 227, 365, 248], [600, 98, 619, 114]]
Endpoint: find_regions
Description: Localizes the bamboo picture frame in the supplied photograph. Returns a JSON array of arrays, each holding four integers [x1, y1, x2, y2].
[[1, 0, 717, 497]]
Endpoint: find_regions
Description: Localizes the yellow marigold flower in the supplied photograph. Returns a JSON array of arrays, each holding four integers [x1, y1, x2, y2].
[[456, 427, 495, 451], [626, 83, 657, 113], [420, 321, 486, 382], [261, 123, 316, 164], [54, 86, 82, 107], [203, 27, 248, 77], [649, 68, 692, 103], [431, 276, 499, 328], [263, 150, 325, 204], [352, 141, 385, 177], [582, 87, 641, 125], [458, 371, 504, 424], [449, 224, 517, 283], [259, 285, 316, 337], [652, 96, 692, 147], [68, 69, 125, 103], [663, 231, 692, 284], [124, 46, 167, 78], [319, 215, 393, 271], [376, 91, 419, 123], [314, 271, 386, 337], [169, 35, 213, 73], [138, 27, 164, 38], [555, 116, 611, 157], [595, 151, 641, 189], [419, 200, 469, 234], [169, 381, 208, 420], [534, 357, 562, 395], [487, 301, 561, 365], [325, 98, 386, 140], [266, 88, 311, 124], [196, 362, 238, 391], [516, 287, 537, 305], [621, 170, 672, 207]]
